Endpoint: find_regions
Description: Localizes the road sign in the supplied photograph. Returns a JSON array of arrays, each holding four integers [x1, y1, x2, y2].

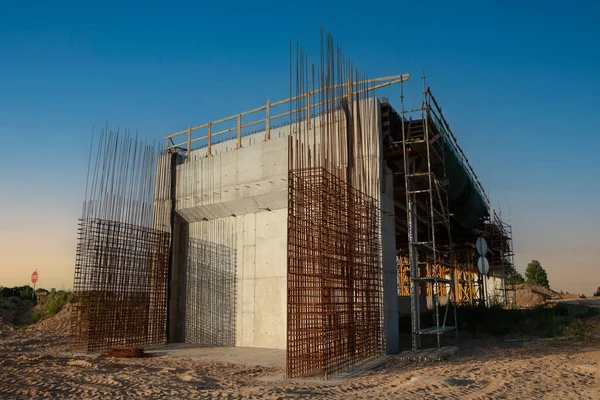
[[477, 256, 490, 275], [31, 271, 38, 284], [476, 237, 488, 256]]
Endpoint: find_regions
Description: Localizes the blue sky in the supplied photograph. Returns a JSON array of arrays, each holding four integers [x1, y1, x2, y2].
[[0, 1, 599, 293]]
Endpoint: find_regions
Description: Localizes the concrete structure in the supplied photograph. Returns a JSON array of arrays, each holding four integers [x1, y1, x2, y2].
[[161, 98, 399, 352], [154, 71, 512, 376], [69, 31, 509, 375]]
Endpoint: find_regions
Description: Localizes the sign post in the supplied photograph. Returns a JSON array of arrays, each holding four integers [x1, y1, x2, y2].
[[31, 270, 38, 300]]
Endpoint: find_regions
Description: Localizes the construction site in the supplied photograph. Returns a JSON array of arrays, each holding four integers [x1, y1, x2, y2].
[[69, 32, 516, 379]]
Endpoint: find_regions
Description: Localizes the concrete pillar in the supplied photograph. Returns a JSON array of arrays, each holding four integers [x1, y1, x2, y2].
[[381, 164, 399, 353], [165, 153, 189, 343], [168, 216, 188, 343]]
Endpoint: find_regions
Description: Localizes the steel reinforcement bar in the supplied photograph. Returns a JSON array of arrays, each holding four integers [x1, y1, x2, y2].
[[286, 167, 382, 378]]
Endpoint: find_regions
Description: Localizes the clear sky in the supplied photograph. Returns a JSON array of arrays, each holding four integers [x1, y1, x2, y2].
[[0, 1, 599, 294]]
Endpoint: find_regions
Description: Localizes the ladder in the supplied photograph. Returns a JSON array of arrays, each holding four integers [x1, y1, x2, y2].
[[400, 78, 458, 352]]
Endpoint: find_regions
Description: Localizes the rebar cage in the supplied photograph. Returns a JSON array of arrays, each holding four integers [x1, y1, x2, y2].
[[70, 218, 170, 351], [185, 237, 237, 346], [286, 167, 383, 378]]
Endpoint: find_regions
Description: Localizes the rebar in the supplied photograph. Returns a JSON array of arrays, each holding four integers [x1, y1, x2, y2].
[[185, 237, 237, 346], [71, 128, 171, 351], [287, 168, 381, 378], [286, 29, 384, 378]]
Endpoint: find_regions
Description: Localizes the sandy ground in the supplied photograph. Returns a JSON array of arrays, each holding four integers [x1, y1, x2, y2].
[[0, 324, 598, 399]]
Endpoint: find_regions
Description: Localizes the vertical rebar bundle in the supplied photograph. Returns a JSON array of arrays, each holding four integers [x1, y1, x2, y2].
[[71, 128, 171, 351], [287, 168, 381, 377], [286, 29, 384, 378], [185, 237, 237, 346]]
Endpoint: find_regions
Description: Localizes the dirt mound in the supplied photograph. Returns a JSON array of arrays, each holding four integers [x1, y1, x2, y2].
[[34, 304, 71, 335], [577, 312, 600, 340], [513, 284, 563, 308], [588, 314, 600, 340], [0, 297, 35, 325]]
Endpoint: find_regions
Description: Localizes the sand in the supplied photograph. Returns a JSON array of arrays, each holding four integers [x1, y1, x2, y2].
[[33, 303, 72, 334], [0, 324, 598, 399], [0, 302, 598, 398]]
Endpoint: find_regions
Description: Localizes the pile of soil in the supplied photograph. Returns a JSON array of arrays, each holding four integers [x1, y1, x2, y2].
[[587, 314, 600, 340], [0, 297, 35, 326], [513, 284, 563, 308], [34, 304, 72, 335]]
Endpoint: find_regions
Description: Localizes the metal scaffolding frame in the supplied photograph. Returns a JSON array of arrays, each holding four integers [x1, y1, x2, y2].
[[484, 210, 516, 306], [399, 76, 459, 351], [454, 249, 485, 305]]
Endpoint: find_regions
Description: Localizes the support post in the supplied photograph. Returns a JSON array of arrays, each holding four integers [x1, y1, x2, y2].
[[186, 126, 191, 163], [207, 122, 212, 156], [265, 99, 271, 140], [408, 191, 421, 351], [237, 114, 241, 149], [166, 152, 189, 343]]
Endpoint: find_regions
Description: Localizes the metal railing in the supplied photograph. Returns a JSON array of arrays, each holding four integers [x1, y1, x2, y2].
[[427, 89, 490, 208], [163, 74, 409, 160]]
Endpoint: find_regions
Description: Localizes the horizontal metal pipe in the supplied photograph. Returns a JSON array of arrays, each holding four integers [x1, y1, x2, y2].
[[164, 74, 409, 141]]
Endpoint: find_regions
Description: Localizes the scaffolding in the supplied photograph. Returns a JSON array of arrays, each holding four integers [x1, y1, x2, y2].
[[484, 210, 516, 306], [399, 77, 458, 351], [454, 249, 483, 306]]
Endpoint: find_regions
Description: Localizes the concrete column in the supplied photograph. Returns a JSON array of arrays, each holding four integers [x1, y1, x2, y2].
[[166, 153, 189, 343], [168, 216, 188, 342], [381, 164, 399, 353]]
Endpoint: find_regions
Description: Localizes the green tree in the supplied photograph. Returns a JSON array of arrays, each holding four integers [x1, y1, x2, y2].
[[0, 285, 35, 300], [594, 287, 600, 297], [504, 259, 525, 285], [525, 260, 549, 288]]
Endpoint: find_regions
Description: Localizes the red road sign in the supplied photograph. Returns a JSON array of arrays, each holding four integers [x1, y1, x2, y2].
[[31, 271, 38, 284]]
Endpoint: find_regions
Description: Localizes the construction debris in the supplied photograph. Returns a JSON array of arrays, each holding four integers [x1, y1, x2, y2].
[[100, 347, 153, 358], [398, 346, 459, 362]]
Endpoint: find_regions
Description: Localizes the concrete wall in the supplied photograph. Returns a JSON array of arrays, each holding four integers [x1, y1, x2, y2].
[[486, 275, 505, 305], [166, 96, 400, 353], [176, 135, 289, 221], [188, 209, 288, 349], [381, 164, 399, 353], [175, 135, 289, 350]]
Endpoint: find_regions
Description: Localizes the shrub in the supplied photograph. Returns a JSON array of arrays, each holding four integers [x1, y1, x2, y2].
[[0, 285, 35, 300], [32, 290, 73, 322], [32, 308, 43, 322], [45, 291, 72, 317], [446, 303, 584, 337]]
